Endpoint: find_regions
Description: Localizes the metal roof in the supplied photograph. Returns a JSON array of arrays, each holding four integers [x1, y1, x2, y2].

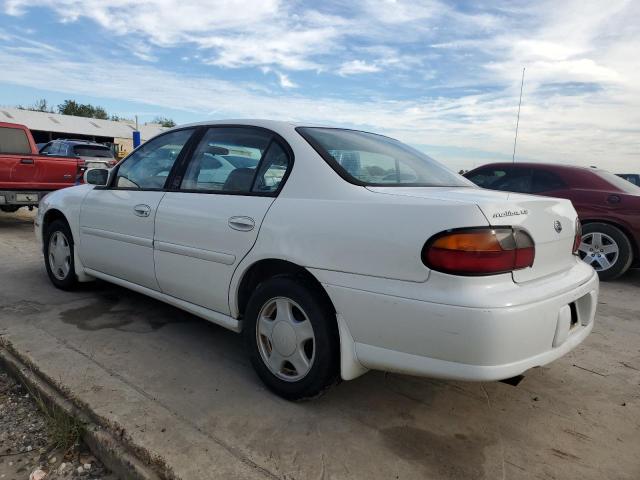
[[0, 107, 166, 141]]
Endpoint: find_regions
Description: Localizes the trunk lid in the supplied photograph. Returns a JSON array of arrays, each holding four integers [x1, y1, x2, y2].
[[367, 186, 578, 282]]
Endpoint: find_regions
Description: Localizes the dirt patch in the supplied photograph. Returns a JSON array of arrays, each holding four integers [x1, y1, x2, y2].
[[380, 425, 492, 479]]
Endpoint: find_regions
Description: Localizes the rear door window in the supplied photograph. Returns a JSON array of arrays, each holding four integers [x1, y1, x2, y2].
[[0, 127, 31, 154], [180, 127, 272, 193]]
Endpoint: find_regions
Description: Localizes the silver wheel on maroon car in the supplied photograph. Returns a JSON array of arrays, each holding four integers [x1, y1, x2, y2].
[[578, 232, 619, 272]]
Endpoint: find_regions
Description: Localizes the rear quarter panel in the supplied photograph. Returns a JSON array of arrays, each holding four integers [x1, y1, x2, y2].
[[241, 188, 489, 283]]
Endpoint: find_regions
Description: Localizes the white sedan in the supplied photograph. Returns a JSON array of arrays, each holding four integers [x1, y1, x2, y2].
[[35, 120, 599, 400]]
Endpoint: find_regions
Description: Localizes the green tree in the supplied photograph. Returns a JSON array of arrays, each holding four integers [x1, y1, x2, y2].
[[16, 98, 54, 113], [152, 116, 176, 128], [57, 100, 109, 119]]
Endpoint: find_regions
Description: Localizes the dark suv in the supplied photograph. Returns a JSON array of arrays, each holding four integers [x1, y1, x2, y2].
[[465, 162, 640, 280], [39, 139, 117, 170]]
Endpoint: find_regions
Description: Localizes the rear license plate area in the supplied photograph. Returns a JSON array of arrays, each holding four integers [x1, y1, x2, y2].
[[16, 193, 38, 202]]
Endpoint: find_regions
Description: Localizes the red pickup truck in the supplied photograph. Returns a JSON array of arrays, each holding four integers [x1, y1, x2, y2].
[[0, 122, 84, 212]]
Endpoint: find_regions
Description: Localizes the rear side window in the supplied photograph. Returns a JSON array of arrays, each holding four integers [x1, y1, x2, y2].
[[73, 145, 114, 158], [298, 127, 469, 187], [595, 170, 640, 194], [181, 127, 273, 193], [253, 142, 290, 193], [531, 170, 566, 193], [0, 127, 31, 154], [467, 167, 532, 193]]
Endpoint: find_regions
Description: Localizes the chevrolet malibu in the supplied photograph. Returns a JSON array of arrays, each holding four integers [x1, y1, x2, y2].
[[35, 120, 599, 400]]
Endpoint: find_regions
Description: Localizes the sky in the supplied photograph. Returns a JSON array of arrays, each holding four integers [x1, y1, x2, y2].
[[0, 0, 639, 172]]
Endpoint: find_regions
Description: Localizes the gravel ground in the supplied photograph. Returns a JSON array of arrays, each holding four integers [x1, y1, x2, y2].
[[0, 370, 117, 480]]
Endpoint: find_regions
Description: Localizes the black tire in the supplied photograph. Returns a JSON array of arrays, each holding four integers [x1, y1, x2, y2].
[[243, 275, 340, 400], [580, 222, 633, 281], [0, 205, 21, 213], [43, 219, 78, 290]]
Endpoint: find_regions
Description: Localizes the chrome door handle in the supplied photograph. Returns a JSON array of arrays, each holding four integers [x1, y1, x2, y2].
[[20, 158, 34, 164], [228, 216, 255, 231], [133, 204, 151, 217]]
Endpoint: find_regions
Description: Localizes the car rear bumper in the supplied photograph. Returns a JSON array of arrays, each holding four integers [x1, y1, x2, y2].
[[0, 190, 49, 206], [317, 260, 599, 381]]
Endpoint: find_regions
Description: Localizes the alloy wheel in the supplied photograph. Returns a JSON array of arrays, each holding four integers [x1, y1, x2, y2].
[[578, 232, 619, 272]]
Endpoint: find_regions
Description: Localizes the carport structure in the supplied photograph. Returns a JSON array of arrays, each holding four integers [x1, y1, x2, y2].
[[0, 107, 165, 158]]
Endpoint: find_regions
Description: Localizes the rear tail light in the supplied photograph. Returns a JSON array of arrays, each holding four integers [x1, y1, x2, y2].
[[76, 161, 87, 184], [423, 227, 535, 275], [573, 218, 582, 254]]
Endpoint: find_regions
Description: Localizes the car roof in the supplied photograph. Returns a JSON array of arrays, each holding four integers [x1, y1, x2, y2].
[[177, 119, 318, 130], [54, 139, 109, 147], [467, 162, 605, 174]]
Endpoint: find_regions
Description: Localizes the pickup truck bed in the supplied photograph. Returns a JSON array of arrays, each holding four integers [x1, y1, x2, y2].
[[0, 122, 82, 212]]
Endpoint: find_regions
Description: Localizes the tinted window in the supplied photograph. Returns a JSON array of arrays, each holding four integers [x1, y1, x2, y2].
[[73, 145, 114, 158], [0, 127, 31, 154], [467, 167, 531, 193], [617, 174, 638, 185], [115, 129, 194, 189], [252, 142, 290, 193], [48, 142, 62, 155], [531, 170, 566, 193], [298, 127, 469, 187], [596, 170, 640, 194], [39, 143, 52, 154], [181, 127, 271, 192]]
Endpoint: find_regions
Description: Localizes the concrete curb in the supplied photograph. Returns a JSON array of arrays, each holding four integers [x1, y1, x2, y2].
[[0, 340, 163, 480]]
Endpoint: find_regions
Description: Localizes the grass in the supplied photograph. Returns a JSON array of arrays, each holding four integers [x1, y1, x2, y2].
[[24, 377, 85, 452]]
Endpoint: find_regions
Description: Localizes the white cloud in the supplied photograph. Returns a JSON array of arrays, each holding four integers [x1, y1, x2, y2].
[[275, 71, 297, 89], [1, 0, 639, 171], [3, 0, 339, 70], [338, 60, 381, 76], [0, 45, 638, 172]]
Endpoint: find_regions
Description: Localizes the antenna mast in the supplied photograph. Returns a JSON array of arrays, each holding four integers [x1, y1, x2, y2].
[[512, 67, 525, 163]]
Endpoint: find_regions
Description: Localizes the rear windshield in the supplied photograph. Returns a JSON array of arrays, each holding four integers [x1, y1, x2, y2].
[[596, 170, 640, 194], [297, 127, 470, 187], [73, 145, 114, 158]]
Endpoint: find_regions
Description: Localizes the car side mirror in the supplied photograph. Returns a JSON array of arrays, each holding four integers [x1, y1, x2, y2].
[[84, 168, 110, 186]]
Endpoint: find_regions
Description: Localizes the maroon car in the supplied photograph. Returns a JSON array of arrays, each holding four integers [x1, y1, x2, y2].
[[465, 163, 640, 280]]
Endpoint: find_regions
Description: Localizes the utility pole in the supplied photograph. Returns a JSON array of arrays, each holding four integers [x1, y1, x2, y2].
[[512, 67, 525, 163]]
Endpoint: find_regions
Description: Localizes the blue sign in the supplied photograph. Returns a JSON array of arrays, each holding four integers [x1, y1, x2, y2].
[[133, 131, 141, 148]]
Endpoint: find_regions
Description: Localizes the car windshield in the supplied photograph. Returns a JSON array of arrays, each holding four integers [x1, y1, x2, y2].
[[297, 127, 470, 187], [73, 145, 114, 158], [596, 170, 640, 194]]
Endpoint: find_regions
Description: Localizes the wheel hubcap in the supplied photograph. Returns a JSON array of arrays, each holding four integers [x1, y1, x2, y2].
[[256, 297, 315, 382], [577, 232, 619, 272], [48, 231, 71, 280]]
